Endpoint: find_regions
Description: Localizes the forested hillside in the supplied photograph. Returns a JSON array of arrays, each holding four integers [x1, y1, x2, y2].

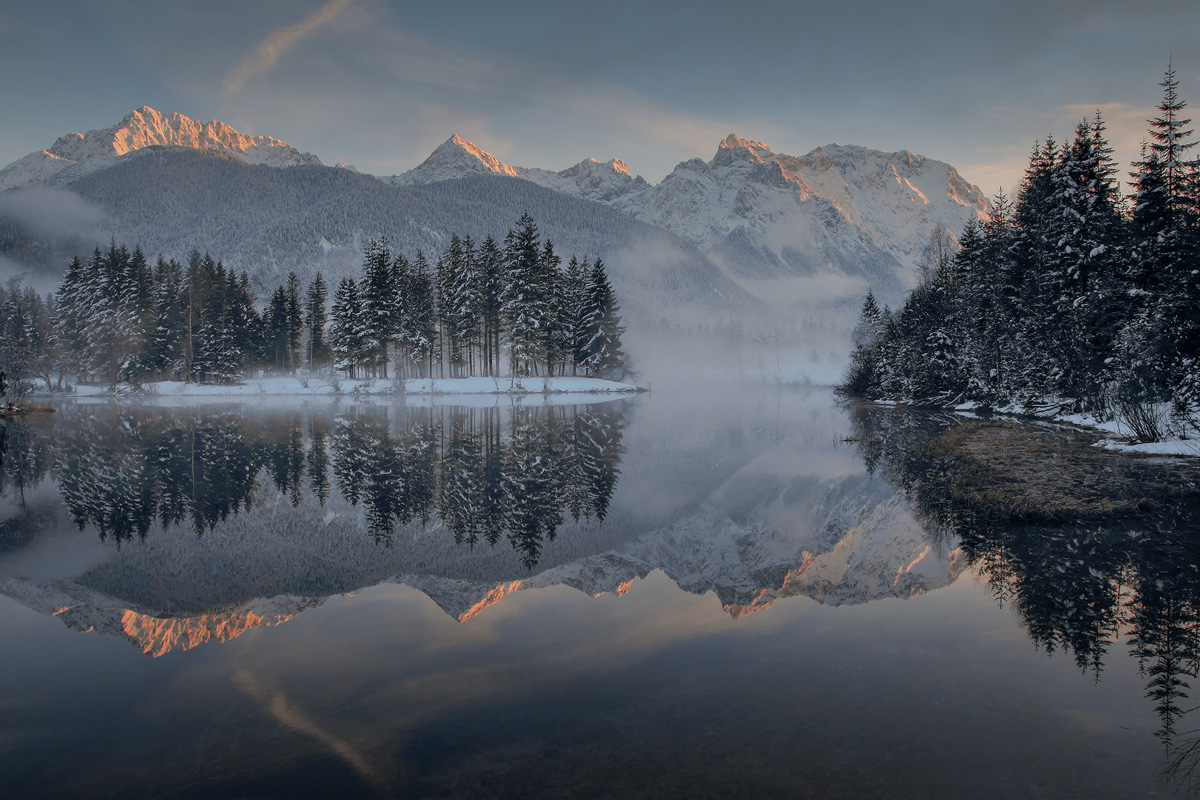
[[841, 65, 1200, 440], [58, 151, 757, 325]]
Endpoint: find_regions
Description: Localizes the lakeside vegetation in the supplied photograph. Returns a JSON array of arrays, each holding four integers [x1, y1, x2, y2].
[[0, 212, 628, 399], [841, 65, 1200, 441]]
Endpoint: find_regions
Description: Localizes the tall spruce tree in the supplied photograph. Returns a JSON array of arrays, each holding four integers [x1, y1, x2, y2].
[[502, 213, 544, 376], [330, 277, 366, 378], [361, 238, 395, 378], [305, 273, 330, 369], [579, 258, 627, 379]]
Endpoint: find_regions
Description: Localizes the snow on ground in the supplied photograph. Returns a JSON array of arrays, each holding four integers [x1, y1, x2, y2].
[[1093, 437, 1200, 458], [40, 376, 641, 403], [951, 401, 1200, 458]]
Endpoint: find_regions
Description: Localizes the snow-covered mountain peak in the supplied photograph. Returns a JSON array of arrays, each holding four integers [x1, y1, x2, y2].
[[712, 134, 776, 169], [717, 134, 773, 158], [391, 135, 520, 185], [576, 156, 630, 177], [0, 106, 322, 191]]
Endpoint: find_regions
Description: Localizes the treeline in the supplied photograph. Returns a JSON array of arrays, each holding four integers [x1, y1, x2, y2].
[[327, 212, 625, 380], [841, 65, 1200, 431], [0, 212, 626, 395]]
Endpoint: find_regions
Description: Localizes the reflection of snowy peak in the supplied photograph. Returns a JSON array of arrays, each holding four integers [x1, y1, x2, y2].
[[0, 575, 321, 657], [396, 470, 961, 621], [0, 106, 322, 190], [0, 465, 957, 651]]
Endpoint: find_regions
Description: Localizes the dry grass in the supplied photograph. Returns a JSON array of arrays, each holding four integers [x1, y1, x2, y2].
[[0, 400, 55, 417], [922, 420, 1200, 522]]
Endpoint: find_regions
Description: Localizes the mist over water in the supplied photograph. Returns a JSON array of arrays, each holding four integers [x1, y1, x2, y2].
[[0, 387, 1192, 798]]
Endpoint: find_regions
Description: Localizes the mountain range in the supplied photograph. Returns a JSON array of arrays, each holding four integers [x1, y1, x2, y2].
[[0, 107, 988, 331]]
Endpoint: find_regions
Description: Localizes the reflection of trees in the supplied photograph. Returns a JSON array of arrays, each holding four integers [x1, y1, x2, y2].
[[328, 404, 626, 567], [0, 416, 52, 504], [10, 402, 628, 564], [53, 410, 263, 542], [846, 402, 1200, 781]]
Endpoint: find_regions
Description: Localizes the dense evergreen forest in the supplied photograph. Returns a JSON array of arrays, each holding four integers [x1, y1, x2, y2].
[[841, 65, 1200, 439], [0, 212, 627, 395]]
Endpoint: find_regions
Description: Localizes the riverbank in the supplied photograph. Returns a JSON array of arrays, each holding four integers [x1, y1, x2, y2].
[[922, 418, 1200, 523], [947, 400, 1200, 458], [0, 401, 55, 417]]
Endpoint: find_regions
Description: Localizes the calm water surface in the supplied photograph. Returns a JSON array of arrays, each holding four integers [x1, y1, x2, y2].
[[0, 388, 1194, 798]]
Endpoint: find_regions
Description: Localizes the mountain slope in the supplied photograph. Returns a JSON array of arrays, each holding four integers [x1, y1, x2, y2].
[[57, 148, 758, 326]]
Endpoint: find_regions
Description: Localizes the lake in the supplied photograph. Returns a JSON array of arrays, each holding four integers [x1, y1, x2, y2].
[[0, 387, 1194, 798]]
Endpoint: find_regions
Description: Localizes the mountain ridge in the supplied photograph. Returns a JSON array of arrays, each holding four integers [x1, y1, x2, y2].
[[0, 106, 322, 191], [0, 106, 989, 321]]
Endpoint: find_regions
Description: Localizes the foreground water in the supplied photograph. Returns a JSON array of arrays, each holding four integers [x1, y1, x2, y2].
[[0, 388, 1196, 798]]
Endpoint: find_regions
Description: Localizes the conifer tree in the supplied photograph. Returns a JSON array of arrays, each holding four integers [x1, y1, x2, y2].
[[330, 277, 366, 378], [579, 258, 627, 378], [284, 272, 303, 372], [305, 273, 330, 369], [361, 239, 395, 378], [502, 213, 544, 376], [405, 252, 438, 378], [563, 256, 589, 376], [476, 236, 505, 377]]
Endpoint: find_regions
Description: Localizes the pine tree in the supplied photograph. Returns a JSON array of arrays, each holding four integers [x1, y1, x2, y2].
[[405, 252, 438, 378], [579, 258, 627, 379], [284, 272, 303, 372], [502, 213, 544, 376], [52, 255, 89, 384], [1126, 63, 1200, 404], [538, 238, 565, 375], [563, 256, 589, 376], [149, 256, 186, 379], [305, 273, 330, 369], [330, 277, 366, 378], [361, 238, 395, 378], [476, 236, 505, 377], [840, 290, 884, 397]]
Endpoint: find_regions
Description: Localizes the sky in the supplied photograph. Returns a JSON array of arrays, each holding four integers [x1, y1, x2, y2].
[[2, 0, 1199, 198]]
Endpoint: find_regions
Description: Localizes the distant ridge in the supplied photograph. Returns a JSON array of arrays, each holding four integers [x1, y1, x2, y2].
[[0, 106, 321, 191]]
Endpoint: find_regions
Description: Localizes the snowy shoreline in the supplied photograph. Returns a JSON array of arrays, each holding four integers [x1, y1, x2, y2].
[[39, 376, 644, 401], [950, 401, 1200, 459]]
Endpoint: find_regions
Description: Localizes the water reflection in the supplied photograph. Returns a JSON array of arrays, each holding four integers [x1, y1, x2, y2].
[[0, 402, 626, 567], [846, 402, 1200, 782]]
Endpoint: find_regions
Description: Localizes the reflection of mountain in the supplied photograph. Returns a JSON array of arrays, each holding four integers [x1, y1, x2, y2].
[[401, 468, 960, 621], [0, 575, 319, 657], [2, 465, 950, 654], [0, 396, 962, 655]]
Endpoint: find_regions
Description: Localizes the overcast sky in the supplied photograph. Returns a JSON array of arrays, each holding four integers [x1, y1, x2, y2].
[[2, 0, 1199, 198]]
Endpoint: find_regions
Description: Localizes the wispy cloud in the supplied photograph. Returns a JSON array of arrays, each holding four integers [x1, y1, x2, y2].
[[223, 0, 352, 96], [327, 19, 744, 174]]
